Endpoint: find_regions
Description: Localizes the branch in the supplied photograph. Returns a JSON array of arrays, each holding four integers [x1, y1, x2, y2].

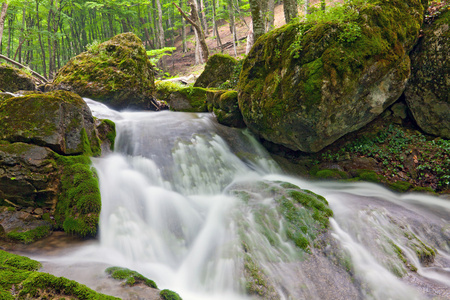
[[173, 2, 198, 30], [0, 54, 48, 84]]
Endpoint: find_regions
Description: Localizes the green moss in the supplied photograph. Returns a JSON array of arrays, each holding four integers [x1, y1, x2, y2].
[[195, 53, 238, 88], [160, 289, 182, 300], [177, 87, 208, 112], [6, 225, 51, 244], [105, 266, 158, 288], [389, 181, 412, 193], [243, 254, 275, 297], [315, 169, 349, 179], [357, 170, 382, 183], [54, 155, 101, 238]]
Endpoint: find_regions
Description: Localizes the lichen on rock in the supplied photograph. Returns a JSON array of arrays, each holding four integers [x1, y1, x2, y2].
[[0, 63, 36, 92], [0, 90, 100, 156], [405, 8, 450, 139], [238, 0, 426, 153], [49, 32, 160, 110]]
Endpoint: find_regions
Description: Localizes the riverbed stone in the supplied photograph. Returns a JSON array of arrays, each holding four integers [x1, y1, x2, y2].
[[238, 0, 426, 153]]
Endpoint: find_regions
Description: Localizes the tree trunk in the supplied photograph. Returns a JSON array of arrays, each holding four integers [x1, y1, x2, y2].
[[199, 0, 208, 34], [283, 0, 298, 24], [212, 0, 222, 49], [36, 0, 47, 78], [249, 0, 265, 41], [266, 0, 275, 30], [174, 0, 209, 61], [0, 2, 8, 53], [227, 0, 237, 56], [246, 21, 254, 54], [305, 0, 310, 15], [156, 0, 165, 48]]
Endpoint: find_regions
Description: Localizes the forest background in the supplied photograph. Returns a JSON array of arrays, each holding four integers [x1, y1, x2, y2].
[[0, 0, 326, 81]]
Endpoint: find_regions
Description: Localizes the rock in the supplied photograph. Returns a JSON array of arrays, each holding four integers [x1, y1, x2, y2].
[[96, 119, 116, 153], [49, 33, 160, 110], [155, 81, 208, 112], [405, 9, 450, 139], [206, 90, 245, 127], [0, 90, 100, 155], [34, 208, 43, 215], [0, 142, 59, 208], [238, 0, 425, 153], [0, 63, 36, 92], [194, 54, 238, 88], [0, 209, 52, 243]]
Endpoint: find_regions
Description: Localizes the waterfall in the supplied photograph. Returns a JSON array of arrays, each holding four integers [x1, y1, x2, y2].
[[35, 99, 450, 300]]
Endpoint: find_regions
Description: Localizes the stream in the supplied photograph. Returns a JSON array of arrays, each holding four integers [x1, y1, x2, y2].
[[23, 99, 450, 299]]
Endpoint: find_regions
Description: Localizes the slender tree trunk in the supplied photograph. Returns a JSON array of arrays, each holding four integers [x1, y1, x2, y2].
[[212, 0, 222, 49], [321, 0, 326, 11], [305, 0, 310, 15], [156, 0, 165, 48], [0, 2, 8, 53], [199, 0, 208, 34], [246, 22, 254, 54], [249, 0, 265, 41], [47, 0, 54, 78], [174, 0, 209, 61], [283, 0, 298, 24], [227, 0, 237, 56], [36, 0, 47, 77], [15, 7, 26, 62], [7, 17, 12, 57], [266, 0, 275, 30]]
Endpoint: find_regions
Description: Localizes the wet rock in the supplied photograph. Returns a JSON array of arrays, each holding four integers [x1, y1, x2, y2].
[[0, 209, 52, 244], [194, 53, 238, 88], [0, 63, 36, 92], [49, 33, 159, 110], [0, 142, 59, 208], [238, 0, 426, 153], [0, 90, 100, 155], [206, 90, 245, 128], [405, 9, 450, 139]]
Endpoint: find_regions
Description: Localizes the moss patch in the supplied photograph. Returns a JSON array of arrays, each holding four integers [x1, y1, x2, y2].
[[6, 225, 51, 244], [105, 266, 158, 288], [160, 289, 182, 300], [194, 53, 238, 88], [54, 155, 101, 238], [0, 250, 117, 299]]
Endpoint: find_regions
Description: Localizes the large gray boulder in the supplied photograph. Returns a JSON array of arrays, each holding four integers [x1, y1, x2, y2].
[[237, 0, 426, 153], [405, 10, 450, 139]]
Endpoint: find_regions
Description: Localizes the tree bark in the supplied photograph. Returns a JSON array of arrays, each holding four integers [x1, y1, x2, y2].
[[35, 0, 47, 78], [0, 2, 8, 53], [156, 0, 165, 48], [212, 0, 222, 49], [283, 0, 298, 24], [227, 0, 237, 56], [249, 0, 265, 41], [266, 0, 275, 30], [173, 0, 209, 61]]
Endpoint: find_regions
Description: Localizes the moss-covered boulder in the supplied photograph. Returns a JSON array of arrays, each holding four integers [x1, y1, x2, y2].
[[155, 81, 208, 112], [50, 33, 160, 110], [238, 0, 426, 153], [405, 8, 450, 139], [206, 90, 245, 127], [0, 90, 100, 155], [0, 63, 36, 92], [194, 53, 238, 88]]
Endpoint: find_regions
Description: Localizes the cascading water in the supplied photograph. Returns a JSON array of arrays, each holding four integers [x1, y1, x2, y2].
[[34, 99, 450, 300]]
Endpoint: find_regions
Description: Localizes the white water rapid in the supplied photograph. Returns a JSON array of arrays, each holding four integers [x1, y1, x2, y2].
[[33, 99, 450, 300]]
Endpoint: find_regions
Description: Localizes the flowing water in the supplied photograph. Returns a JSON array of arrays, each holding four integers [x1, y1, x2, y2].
[[31, 100, 450, 299]]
